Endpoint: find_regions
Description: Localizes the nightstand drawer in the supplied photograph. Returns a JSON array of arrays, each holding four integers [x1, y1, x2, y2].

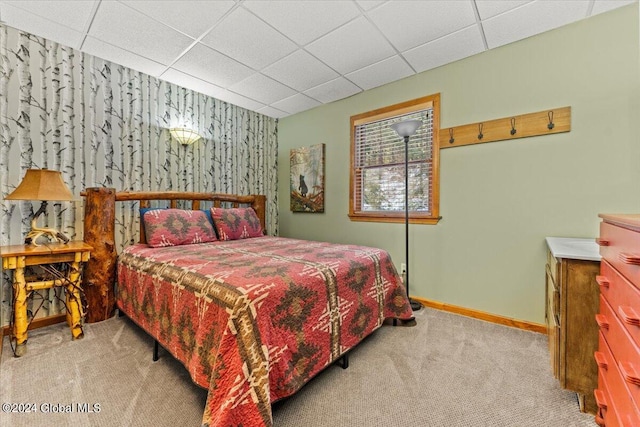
[[598, 260, 640, 350], [599, 222, 640, 288]]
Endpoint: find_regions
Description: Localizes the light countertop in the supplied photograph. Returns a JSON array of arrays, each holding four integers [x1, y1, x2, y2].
[[545, 237, 601, 262]]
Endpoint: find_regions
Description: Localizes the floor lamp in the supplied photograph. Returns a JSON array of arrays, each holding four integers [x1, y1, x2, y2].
[[390, 119, 423, 311]]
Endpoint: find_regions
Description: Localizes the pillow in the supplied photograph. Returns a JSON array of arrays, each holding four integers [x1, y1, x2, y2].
[[140, 207, 214, 227], [210, 207, 263, 241], [140, 208, 218, 243], [143, 209, 217, 247]]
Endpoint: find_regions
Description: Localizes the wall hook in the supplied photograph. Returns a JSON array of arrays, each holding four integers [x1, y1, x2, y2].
[[478, 123, 483, 140], [510, 117, 517, 135], [449, 128, 455, 144], [547, 111, 555, 130]]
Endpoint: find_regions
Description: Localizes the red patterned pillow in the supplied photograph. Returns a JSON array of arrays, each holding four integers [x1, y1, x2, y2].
[[143, 209, 217, 247], [210, 207, 264, 241]]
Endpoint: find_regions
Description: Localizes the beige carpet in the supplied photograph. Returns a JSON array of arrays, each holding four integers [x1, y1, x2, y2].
[[0, 308, 596, 426]]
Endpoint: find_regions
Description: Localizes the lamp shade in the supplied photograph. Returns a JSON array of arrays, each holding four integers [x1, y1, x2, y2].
[[170, 128, 201, 145], [5, 169, 73, 201], [390, 119, 422, 138]]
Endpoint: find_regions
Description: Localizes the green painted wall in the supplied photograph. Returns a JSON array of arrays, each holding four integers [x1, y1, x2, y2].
[[278, 5, 640, 324]]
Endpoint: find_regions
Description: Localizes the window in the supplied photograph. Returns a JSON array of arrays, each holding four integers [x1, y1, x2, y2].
[[349, 94, 440, 224]]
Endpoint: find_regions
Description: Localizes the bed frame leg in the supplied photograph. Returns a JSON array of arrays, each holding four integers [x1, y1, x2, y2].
[[393, 318, 397, 326], [339, 354, 349, 369], [118, 309, 125, 318], [153, 340, 159, 362]]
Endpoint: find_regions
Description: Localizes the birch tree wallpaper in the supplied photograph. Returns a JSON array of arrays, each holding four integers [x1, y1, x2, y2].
[[0, 24, 278, 326]]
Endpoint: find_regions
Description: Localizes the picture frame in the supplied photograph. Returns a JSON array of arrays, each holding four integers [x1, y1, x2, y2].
[[290, 143, 325, 213]]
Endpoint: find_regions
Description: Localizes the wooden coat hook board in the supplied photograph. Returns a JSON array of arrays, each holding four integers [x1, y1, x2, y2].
[[441, 106, 571, 149]]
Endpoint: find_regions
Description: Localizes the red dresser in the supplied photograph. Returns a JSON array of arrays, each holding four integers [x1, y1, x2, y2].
[[594, 214, 640, 426]]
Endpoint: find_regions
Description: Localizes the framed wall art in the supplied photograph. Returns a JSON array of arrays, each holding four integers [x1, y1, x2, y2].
[[290, 143, 325, 213]]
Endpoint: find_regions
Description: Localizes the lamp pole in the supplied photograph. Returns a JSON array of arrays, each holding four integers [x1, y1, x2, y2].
[[390, 119, 423, 311]]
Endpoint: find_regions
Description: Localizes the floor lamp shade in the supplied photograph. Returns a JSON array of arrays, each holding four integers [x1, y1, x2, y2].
[[390, 119, 422, 138]]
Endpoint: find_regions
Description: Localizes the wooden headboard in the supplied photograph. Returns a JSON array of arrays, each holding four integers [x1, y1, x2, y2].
[[80, 188, 267, 323]]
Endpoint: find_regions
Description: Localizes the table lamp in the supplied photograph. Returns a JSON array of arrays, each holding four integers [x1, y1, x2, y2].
[[5, 169, 74, 246]]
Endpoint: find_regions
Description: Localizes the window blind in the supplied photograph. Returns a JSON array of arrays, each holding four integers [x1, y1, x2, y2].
[[353, 109, 433, 213]]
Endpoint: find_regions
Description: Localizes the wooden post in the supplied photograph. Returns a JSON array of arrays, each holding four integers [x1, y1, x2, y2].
[[82, 187, 117, 322], [252, 195, 267, 234]]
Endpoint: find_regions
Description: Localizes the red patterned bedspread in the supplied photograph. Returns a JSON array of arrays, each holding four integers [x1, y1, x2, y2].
[[116, 236, 414, 426]]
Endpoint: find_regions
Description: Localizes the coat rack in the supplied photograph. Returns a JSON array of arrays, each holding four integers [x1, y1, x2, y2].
[[441, 106, 571, 149]]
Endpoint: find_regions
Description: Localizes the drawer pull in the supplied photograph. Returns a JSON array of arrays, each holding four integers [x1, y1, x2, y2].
[[594, 412, 605, 427], [618, 306, 640, 327], [595, 276, 610, 289], [594, 389, 608, 410], [596, 238, 610, 246], [595, 314, 609, 330], [619, 252, 640, 265], [619, 361, 640, 386], [594, 351, 608, 369]]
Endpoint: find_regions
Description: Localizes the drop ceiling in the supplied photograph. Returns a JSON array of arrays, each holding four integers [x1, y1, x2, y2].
[[0, 0, 635, 118]]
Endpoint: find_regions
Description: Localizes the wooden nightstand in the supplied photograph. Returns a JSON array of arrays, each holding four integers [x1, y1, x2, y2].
[[545, 237, 600, 414], [1, 241, 92, 356]]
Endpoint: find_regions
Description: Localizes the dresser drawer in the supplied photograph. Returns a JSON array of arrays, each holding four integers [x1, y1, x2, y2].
[[596, 370, 640, 427], [596, 333, 640, 422], [547, 249, 559, 285], [598, 260, 640, 350], [596, 369, 622, 427], [599, 222, 640, 288], [546, 264, 560, 325], [597, 296, 640, 410]]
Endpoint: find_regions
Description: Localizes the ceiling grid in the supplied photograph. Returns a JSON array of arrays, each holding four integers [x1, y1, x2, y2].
[[0, 0, 634, 118]]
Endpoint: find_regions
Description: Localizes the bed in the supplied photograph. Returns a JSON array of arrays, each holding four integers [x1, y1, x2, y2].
[[81, 189, 414, 427]]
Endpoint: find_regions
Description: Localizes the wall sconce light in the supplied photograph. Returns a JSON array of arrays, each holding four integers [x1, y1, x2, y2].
[[5, 169, 74, 246], [170, 128, 201, 145]]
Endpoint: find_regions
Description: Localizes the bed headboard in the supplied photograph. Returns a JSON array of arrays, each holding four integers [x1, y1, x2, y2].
[[80, 188, 267, 323]]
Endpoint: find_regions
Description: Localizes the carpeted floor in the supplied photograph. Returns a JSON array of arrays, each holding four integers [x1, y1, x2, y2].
[[0, 308, 596, 426]]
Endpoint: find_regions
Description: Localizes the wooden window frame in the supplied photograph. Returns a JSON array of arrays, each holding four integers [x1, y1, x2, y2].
[[349, 94, 440, 224]]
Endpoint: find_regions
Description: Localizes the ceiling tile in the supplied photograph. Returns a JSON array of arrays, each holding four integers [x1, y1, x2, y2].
[[403, 25, 486, 73], [271, 93, 321, 115], [304, 77, 362, 104], [172, 43, 254, 87], [345, 55, 414, 90], [218, 91, 266, 112], [367, 0, 477, 52], [591, 0, 636, 16], [483, 1, 591, 49], [201, 7, 297, 70], [306, 17, 396, 75], [83, 36, 167, 77], [355, 1, 386, 11], [262, 49, 339, 92], [229, 73, 297, 105], [2, 0, 97, 32], [160, 68, 229, 100], [256, 105, 288, 119], [243, 0, 360, 45], [88, 1, 194, 64], [121, 0, 236, 39], [475, 1, 533, 20], [0, 2, 85, 49]]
